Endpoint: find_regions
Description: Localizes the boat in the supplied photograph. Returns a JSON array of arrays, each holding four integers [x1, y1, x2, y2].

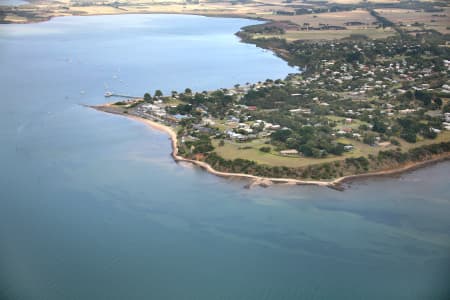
[[104, 91, 113, 97]]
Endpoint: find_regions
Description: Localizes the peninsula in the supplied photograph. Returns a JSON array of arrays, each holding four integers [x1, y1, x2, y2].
[[91, 16, 450, 187], [91, 1, 449, 188], [5, 0, 449, 187]]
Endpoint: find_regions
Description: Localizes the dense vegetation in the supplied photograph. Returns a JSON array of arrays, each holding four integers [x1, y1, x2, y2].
[[117, 2, 450, 181]]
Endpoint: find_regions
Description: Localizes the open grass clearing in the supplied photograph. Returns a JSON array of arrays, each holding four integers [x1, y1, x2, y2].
[[327, 115, 370, 130], [211, 130, 450, 168], [254, 28, 396, 41], [268, 9, 377, 27], [400, 131, 450, 151]]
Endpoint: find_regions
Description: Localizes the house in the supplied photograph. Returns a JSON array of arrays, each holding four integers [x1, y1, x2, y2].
[[280, 149, 299, 156], [445, 113, 450, 122], [343, 127, 353, 133], [343, 145, 353, 151], [173, 114, 188, 121], [193, 124, 215, 134], [155, 111, 167, 118], [289, 108, 311, 114], [225, 130, 243, 139], [431, 128, 441, 133], [378, 142, 391, 147], [202, 118, 215, 126], [269, 124, 281, 130], [399, 109, 416, 114]]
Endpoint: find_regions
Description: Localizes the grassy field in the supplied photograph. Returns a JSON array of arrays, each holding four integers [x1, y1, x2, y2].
[[400, 131, 450, 150], [3, 0, 447, 44], [255, 28, 396, 41], [327, 115, 370, 130], [375, 8, 450, 34], [335, 137, 392, 157], [249, 9, 398, 41], [269, 9, 377, 27], [212, 138, 350, 167], [211, 130, 450, 168]]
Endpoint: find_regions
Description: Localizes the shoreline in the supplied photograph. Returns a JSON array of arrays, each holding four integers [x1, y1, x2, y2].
[[0, 10, 265, 25], [91, 106, 450, 189]]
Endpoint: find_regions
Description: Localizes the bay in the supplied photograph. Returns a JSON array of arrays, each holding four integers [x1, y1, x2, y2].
[[0, 14, 449, 300]]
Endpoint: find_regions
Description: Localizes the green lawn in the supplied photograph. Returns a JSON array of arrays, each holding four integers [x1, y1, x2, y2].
[[400, 131, 450, 150], [213, 139, 351, 167], [211, 131, 450, 168], [327, 115, 369, 130]]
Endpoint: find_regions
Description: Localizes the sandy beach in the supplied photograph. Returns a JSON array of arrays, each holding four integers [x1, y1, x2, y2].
[[91, 106, 450, 189]]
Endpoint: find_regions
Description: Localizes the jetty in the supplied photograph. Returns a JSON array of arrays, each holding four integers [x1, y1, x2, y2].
[[104, 92, 140, 99]]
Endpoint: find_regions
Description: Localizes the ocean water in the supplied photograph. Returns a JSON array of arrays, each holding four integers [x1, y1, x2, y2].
[[0, 14, 449, 300], [0, 0, 27, 6]]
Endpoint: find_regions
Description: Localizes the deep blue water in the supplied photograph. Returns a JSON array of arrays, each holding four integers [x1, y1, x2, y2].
[[0, 14, 449, 300]]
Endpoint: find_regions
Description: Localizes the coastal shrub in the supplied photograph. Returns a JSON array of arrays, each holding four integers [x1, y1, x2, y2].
[[390, 138, 400, 146], [144, 93, 152, 102], [259, 146, 271, 153], [185, 136, 214, 154], [422, 128, 437, 140], [443, 103, 450, 113], [400, 130, 417, 143]]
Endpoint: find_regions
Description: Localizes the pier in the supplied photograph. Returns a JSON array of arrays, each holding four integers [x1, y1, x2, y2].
[[105, 92, 141, 99]]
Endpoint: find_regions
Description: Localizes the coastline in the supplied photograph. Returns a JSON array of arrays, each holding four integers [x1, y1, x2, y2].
[[91, 106, 450, 189], [0, 9, 264, 25], [21, 13, 445, 189]]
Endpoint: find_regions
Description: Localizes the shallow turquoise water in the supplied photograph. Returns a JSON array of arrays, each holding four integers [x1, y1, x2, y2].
[[0, 14, 449, 300]]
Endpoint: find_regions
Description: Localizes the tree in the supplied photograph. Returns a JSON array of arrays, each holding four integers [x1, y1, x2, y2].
[[372, 118, 387, 133], [363, 134, 376, 145], [401, 130, 417, 143], [299, 143, 314, 157], [330, 143, 345, 155], [390, 138, 400, 146], [259, 146, 271, 153], [144, 93, 152, 103], [271, 129, 292, 142], [422, 128, 437, 139], [414, 90, 432, 106], [185, 88, 192, 94], [154, 90, 163, 98]]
